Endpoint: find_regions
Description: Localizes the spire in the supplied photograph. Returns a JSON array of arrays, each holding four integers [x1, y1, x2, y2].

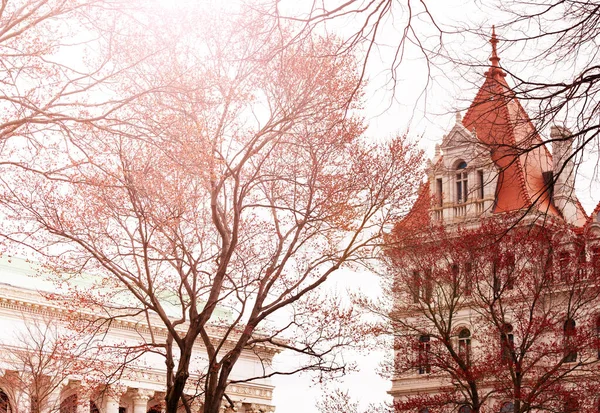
[[485, 25, 506, 79]]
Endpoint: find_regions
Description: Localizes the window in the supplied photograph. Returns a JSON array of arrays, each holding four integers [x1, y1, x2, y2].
[[423, 269, 433, 303], [418, 335, 431, 374], [477, 170, 484, 199], [596, 316, 600, 359], [576, 243, 586, 279], [492, 259, 501, 296], [464, 262, 473, 296], [451, 264, 460, 284], [458, 328, 471, 365], [500, 323, 515, 364], [592, 247, 600, 278], [411, 271, 421, 303], [456, 162, 468, 203], [559, 251, 572, 282], [505, 253, 515, 289], [90, 402, 99, 413], [563, 318, 577, 363], [436, 178, 443, 207], [411, 270, 432, 303], [0, 391, 11, 413], [493, 253, 515, 293], [500, 402, 514, 413]]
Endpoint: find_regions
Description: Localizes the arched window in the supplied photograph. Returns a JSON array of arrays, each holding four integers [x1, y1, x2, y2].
[[458, 328, 471, 365], [459, 405, 472, 413], [90, 402, 99, 413], [456, 162, 468, 204], [60, 395, 77, 413], [500, 323, 515, 364], [563, 318, 577, 363], [500, 402, 514, 413], [0, 390, 11, 413], [418, 335, 431, 374]]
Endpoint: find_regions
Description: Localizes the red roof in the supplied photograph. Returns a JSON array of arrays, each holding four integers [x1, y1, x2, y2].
[[462, 27, 559, 216], [394, 182, 432, 233], [396, 27, 588, 232]]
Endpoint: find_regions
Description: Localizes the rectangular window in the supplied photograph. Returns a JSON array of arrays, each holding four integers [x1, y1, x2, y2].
[[505, 253, 515, 289], [593, 247, 600, 278], [501, 333, 515, 364], [418, 335, 431, 374], [436, 178, 443, 207], [559, 251, 571, 283], [477, 170, 484, 199], [456, 171, 468, 203], [492, 259, 501, 296], [411, 271, 421, 303], [464, 262, 473, 296], [423, 269, 433, 303]]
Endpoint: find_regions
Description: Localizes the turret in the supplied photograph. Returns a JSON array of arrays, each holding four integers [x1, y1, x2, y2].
[[551, 125, 578, 222]]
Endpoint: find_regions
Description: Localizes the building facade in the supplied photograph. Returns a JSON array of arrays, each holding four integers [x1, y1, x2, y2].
[[0, 257, 277, 413], [389, 29, 600, 413]]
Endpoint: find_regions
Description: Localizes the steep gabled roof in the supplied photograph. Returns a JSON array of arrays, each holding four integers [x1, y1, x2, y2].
[[393, 182, 431, 234], [462, 27, 560, 216], [395, 27, 588, 232]]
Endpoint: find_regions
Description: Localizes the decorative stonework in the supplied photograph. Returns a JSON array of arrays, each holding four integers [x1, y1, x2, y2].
[[227, 385, 273, 400]]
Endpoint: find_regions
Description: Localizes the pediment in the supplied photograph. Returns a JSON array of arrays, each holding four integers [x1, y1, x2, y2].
[[441, 123, 475, 150]]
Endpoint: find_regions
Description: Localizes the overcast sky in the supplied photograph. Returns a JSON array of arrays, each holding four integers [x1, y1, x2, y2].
[[269, 0, 600, 411]]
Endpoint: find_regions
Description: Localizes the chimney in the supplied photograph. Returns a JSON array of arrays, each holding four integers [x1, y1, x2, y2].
[[551, 125, 577, 220]]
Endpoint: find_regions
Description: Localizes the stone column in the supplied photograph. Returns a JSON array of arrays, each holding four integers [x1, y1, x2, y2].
[[104, 394, 120, 413], [131, 389, 153, 413]]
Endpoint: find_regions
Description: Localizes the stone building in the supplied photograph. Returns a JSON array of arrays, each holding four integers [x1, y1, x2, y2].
[[389, 28, 600, 412], [0, 257, 277, 413]]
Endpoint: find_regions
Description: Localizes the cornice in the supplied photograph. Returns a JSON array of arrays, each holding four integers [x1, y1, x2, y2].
[[0, 284, 280, 358]]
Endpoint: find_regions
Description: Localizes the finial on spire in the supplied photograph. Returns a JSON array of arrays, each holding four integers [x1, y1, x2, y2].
[[455, 111, 462, 124], [490, 25, 500, 68], [485, 25, 506, 79]]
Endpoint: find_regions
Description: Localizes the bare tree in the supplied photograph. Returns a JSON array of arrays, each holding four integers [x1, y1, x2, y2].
[[0, 5, 424, 413], [0, 317, 101, 413], [382, 215, 600, 413]]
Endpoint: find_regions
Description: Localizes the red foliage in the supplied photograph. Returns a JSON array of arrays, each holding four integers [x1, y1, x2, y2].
[[386, 215, 600, 413]]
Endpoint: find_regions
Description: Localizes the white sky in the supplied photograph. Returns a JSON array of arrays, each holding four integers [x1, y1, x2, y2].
[[269, 0, 600, 412]]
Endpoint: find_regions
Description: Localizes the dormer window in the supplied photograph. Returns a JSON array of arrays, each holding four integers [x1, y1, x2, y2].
[[456, 161, 468, 203]]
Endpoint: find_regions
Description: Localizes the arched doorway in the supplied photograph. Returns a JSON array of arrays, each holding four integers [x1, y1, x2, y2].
[[0, 390, 12, 413]]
